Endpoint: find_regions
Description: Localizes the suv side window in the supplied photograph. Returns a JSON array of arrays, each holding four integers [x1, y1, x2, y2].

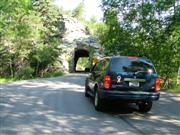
[[93, 59, 110, 73]]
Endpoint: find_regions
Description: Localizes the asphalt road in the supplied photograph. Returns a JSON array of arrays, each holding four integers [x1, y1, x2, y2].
[[0, 73, 180, 135]]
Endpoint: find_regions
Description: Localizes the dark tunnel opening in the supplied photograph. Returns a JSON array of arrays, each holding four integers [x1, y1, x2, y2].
[[74, 49, 89, 72]]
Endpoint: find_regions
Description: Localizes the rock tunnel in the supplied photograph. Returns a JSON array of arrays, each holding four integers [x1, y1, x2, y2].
[[73, 48, 89, 72]]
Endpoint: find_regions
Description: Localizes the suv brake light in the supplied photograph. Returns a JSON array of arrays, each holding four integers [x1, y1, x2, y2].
[[155, 78, 160, 92], [128, 56, 138, 59], [104, 75, 111, 89]]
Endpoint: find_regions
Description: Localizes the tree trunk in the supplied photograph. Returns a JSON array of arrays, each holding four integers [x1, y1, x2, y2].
[[9, 59, 14, 78], [36, 62, 39, 76]]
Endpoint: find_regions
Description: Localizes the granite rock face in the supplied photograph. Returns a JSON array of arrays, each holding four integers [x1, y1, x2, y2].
[[60, 16, 104, 72]]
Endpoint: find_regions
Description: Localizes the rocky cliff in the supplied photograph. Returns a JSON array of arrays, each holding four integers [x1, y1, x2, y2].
[[60, 16, 104, 72]]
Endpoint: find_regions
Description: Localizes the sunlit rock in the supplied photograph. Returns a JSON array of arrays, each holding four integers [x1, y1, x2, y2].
[[60, 16, 104, 72]]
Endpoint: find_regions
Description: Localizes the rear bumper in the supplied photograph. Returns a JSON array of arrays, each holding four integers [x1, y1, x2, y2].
[[98, 90, 160, 101]]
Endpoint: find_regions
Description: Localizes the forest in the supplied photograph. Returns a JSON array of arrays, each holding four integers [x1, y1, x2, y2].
[[96, 0, 180, 90], [0, 0, 65, 79], [0, 0, 179, 91]]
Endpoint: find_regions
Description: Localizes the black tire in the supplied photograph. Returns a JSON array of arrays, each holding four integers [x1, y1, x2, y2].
[[94, 90, 103, 111], [138, 101, 152, 113], [85, 85, 90, 97]]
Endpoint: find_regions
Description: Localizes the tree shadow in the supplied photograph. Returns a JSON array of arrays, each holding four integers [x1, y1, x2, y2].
[[1, 74, 180, 134]]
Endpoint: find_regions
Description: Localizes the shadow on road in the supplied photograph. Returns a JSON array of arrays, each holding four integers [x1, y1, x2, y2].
[[1, 73, 180, 135]]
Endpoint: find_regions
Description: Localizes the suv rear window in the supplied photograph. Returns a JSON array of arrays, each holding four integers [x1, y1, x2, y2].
[[110, 57, 155, 73]]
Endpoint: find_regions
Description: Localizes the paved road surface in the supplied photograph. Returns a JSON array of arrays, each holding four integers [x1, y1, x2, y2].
[[0, 74, 180, 135]]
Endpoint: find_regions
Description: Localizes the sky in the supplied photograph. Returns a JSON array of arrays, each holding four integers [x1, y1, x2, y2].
[[54, 0, 103, 21]]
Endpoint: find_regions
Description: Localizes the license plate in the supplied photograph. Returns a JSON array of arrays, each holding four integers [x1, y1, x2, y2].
[[129, 82, 139, 87]]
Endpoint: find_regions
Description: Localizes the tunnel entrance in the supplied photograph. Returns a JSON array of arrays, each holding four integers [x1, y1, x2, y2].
[[74, 49, 90, 72]]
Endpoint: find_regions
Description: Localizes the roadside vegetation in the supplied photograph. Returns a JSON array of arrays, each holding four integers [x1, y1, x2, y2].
[[76, 57, 90, 71], [0, 0, 65, 82], [92, 0, 180, 92]]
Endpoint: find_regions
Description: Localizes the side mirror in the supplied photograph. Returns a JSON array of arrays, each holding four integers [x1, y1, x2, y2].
[[90, 64, 96, 73], [85, 68, 90, 72]]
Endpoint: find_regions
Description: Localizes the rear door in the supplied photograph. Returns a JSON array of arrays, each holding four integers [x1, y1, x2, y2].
[[108, 57, 157, 92], [89, 58, 110, 91], [89, 60, 103, 92]]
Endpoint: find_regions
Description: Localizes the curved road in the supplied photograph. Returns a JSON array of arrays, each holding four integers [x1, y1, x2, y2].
[[0, 74, 180, 135]]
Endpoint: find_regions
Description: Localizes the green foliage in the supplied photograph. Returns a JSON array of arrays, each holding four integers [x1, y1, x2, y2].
[[59, 7, 72, 16], [76, 57, 90, 71], [44, 71, 64, 78], [17, 66, 34, 79], [29, 44, 60, 76], [0, 0, 65, 79], [97, 0, 180, 88], [0, 77, 17, 83], [72, 1, 85, 20]]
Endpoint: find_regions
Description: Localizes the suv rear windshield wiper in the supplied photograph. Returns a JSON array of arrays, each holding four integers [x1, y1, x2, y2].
[[134, 70, 153, 75]]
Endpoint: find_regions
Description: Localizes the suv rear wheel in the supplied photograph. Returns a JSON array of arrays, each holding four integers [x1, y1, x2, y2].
[[138, 101, 152, 113], [94, 90, 103, 111]]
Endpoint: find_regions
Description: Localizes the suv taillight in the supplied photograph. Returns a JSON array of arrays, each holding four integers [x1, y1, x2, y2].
[[104, 75, 111, 89], [155, 78, 160, 92]]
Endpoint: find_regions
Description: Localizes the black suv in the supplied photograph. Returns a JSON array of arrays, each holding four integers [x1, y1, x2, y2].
[[85, 56, 160, 112]]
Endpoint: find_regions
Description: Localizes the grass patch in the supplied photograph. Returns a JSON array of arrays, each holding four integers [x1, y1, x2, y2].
[[161, 76, 180, 93], [0, 71, 64, 83], [44, 71, 64, 78], [161, 83, 180, 93], [0, 77, 18, 83], [168, 84, 180, 93]]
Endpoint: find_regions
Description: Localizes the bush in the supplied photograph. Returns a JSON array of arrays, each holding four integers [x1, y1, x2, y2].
[[29, 44, 60, 76], [17, 66, 34, 80], [44, 71, 64, 78]]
